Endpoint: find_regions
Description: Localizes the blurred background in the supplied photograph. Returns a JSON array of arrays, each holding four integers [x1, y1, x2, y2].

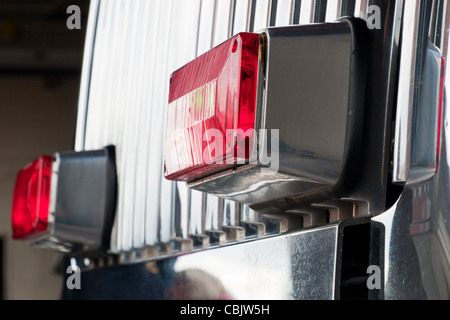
[[0, 0, 90, 299]]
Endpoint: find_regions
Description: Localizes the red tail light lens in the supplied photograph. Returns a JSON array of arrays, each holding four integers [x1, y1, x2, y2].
[[164, 32, 261, 181], [11, 156, 53, 239]]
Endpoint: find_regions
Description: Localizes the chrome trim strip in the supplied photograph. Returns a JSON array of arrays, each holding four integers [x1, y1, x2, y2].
[[253, 0, 270, 31], [74, 0, 100, 152], [197, 0, 215, 55], [247, 0, 257, 32], [212, 0, 232, 45], [291, 0, 301, 24], [300, 0, 315, 24], [393, 1, 425, 183], [231, 0, 250, 34], [275, 0, 293, 26], [134, 0, 158, 248], [354, 0, 368, 18], [325, 0, 341, 21], [314, 0, 328, 22], [268, 0, 278, 26]]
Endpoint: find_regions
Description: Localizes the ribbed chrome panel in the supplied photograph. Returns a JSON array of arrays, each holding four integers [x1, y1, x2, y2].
[[76, 0, 368, 260]]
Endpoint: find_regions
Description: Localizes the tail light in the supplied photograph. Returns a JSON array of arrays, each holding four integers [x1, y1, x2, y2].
[[164, 18, 369, 208], [11, 146, 117, 253], [12, 156, 53, 239], [165, 32, 261, 181]]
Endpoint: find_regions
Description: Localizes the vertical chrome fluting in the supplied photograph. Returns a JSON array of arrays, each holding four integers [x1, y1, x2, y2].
[[78, 0, 354, 258]]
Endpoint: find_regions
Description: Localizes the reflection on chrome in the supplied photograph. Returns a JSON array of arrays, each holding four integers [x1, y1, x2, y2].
[[165, 269, 232, 300]]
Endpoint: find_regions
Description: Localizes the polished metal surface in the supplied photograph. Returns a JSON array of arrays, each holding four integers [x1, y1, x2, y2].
[[75, 0, 99, 152], [168, 225, 339, 300], [371, 0, 450, 299], [66, 223, 341, 300], [408, 43, 442, 184], [69, 0, 450, 301], [393, 1, 432, 183], [188, 21, 367, 207], [29, 147, 118, 254], [75, 0, 364, 259]]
